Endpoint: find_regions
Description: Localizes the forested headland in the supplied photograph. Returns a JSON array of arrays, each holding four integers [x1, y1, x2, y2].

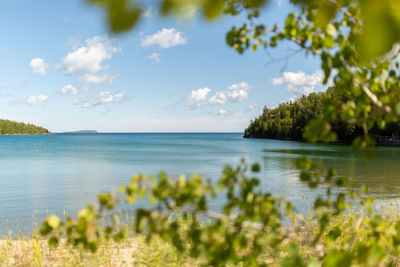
[[244, 91, 400, 143], [0, 119, 50, 135]]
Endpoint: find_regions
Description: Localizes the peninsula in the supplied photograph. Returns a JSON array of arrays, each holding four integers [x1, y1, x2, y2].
[[0, 119, 50, 135], [244, 91, 400, 144]]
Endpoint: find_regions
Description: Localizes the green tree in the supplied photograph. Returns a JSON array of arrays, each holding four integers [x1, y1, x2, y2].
[[0, 119, 49, 135]]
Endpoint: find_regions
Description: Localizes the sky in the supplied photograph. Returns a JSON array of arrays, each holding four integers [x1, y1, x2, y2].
[[0, 0, 325, 132]]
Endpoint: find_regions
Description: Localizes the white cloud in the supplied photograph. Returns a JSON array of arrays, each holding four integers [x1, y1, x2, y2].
[[57, 35, 119, 75], [187, 82, 252, 110], [82, 91, 128, 108], [187, 87, 211, 108], [66, 35, 82, 50], [26, 95, 48, 105], [226, 82, 252, 102], [83, 73, 117, 84], [217, 109, 228, 116], [208, 91, 227, 105], [61, 85, 78, 95], [141, 28, 187, 49], [245, 102, 258, 113], [30, 58, 48, 75], [98, 91, 125, 103], [84, 74, 108, 84], [272, 70, 324, 96], [209, 82, 251, 104], [145, 52, 161, 63], [82, 102, 93, 108]]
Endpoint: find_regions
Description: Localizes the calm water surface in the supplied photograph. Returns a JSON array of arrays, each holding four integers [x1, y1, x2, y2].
[[0, 133, 399, 235]]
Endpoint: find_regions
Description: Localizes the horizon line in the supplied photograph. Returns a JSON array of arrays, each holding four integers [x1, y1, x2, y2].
[[56, 131, 244, 134]]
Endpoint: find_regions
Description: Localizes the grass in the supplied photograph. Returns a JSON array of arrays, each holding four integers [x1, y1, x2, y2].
[[0, 213, 200, 267], [0, 234, 200, 267], [0, 237, 135, 266]]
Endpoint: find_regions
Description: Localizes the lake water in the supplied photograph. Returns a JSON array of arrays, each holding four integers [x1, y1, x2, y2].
[[1, 133, 400, 235]]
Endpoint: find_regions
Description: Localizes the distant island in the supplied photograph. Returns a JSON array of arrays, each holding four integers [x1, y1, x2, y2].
[[62, 130, 98, 134], [0, 119, 50, 135]]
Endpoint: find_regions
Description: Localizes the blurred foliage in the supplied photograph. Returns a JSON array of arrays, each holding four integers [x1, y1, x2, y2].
[[85, 0, 269, 28], [86, 0, 141, 32], [86, 0, 400, 60], [0, 119, 49, 135], [41, 160, 400, 266]]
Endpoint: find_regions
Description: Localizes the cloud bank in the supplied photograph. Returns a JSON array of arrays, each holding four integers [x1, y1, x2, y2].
[[186, 82, 252, 112], [208, 82, 251, 104], [272, 70, 324, 96]]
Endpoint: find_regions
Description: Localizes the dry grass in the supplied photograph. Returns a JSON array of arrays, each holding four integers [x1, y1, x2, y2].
[[0, 238, 136, 267], [0, 235, 199, 267]]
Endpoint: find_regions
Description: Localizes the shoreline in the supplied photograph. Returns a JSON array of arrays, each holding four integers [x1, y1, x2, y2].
[[0, 133, 53, 136], [243, 135, 400, 147], [243, 135, 351, 146]]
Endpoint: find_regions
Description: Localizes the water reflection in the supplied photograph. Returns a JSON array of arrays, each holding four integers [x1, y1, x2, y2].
[[263, 146, 400, 198]]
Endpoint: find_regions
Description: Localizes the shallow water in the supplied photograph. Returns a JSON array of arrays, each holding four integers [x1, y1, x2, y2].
[[0, 133, 399, 235]]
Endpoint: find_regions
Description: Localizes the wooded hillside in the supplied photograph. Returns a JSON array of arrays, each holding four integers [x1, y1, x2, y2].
[[0, 120, 49, 135], [244, 92, 400, 143]]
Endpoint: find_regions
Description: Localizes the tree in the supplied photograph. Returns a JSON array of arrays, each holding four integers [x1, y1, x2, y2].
[[0, 119, 49, 135]]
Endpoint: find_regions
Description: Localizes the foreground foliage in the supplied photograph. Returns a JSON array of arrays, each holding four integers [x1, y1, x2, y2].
[[0, 120, 49, 135], [39, 160, 400, 266], [1, 202, 399, 267]]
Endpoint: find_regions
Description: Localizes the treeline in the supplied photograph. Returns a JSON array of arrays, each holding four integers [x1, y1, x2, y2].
[[244, 93, 324, 140], [244, 92, 400, 143], [0, 119, 50, 135]]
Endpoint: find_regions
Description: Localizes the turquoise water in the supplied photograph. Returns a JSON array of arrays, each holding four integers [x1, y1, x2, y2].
[[1, 133, 400, 235]]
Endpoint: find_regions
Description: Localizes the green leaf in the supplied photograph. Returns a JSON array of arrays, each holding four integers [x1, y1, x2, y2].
[[46, 215, 61, 229]]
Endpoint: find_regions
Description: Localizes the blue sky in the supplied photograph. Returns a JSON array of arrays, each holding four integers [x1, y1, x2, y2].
[[0, 0, 324, 132]]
